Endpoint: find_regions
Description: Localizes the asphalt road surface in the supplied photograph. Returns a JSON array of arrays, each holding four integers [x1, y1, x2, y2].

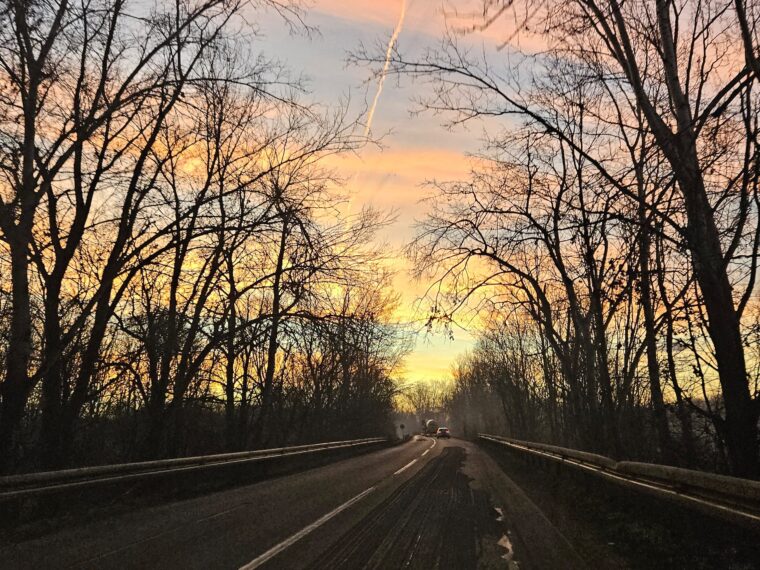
[[2, 437, 584, 569]]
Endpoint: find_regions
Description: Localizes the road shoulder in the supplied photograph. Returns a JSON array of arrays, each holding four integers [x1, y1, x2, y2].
[[462, 440, 586, 569]]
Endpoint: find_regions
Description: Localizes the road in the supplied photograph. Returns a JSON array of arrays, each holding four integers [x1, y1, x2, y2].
[[2, 437, 584, 569]]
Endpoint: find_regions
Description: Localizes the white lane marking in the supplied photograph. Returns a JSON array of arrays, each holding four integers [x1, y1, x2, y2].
[[239, 486, 376, 569], [393, 458, 418, 476], [418, 437, 436, 459]]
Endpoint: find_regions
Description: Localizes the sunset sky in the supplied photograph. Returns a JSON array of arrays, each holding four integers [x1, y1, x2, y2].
[[256, 1, 515, 381]]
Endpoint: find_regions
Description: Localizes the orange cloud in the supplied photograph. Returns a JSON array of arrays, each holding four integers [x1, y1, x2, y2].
[[314, 0, 405, 27], [312, 0, 548, 54], [325, 144, 482, 378], [327, 146, 477, 209]]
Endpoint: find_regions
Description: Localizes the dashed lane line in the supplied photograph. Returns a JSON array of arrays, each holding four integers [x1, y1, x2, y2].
[[240, 437, 440, 569], [393, 459, 418, 476], [239, 486, 376, 570]]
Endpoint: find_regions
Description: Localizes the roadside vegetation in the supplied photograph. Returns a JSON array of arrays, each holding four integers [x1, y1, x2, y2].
[[358, 0, 760, 476], [0, 0, 409, 473], [4, 0, 760, 483]]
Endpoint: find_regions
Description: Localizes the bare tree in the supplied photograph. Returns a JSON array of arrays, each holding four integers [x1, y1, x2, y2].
[[0, 0, 406, 473], [358, 0, 760, 475]]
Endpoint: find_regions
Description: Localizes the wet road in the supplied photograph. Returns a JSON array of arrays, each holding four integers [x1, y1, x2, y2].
[[2, 437, 583, 569]]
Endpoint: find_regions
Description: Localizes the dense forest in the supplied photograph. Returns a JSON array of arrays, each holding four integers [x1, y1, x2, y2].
[[0, 0, 409, 473]]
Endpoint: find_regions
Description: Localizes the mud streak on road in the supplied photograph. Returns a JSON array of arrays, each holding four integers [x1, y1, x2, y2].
[[307, 446, 503, 569]]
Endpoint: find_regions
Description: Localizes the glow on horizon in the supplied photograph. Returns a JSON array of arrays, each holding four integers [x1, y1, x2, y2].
[[260, 1, 509, 385]]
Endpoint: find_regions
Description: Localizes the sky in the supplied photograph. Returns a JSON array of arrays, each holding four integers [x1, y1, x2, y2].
[[257, 1, 509, 382]]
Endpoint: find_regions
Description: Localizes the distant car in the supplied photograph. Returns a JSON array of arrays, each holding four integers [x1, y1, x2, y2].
[[436, 427, 451, 438]]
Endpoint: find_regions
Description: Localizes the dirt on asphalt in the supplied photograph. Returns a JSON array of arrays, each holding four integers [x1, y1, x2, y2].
[[308, 445, 510, 569]]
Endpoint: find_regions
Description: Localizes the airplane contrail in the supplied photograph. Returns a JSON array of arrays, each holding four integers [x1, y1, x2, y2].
[[364, 0, 407, 137]]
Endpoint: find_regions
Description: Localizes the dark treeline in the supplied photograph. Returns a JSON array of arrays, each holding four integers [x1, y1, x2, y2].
[[0, 0, 407, 473], [358, 0, 760, 476]]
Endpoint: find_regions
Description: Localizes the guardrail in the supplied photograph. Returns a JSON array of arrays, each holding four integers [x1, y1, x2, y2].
[[0, 437, 386, 503], [478, 434, 760, 529]]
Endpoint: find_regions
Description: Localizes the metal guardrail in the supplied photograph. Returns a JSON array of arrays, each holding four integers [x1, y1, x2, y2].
[[479, 434, 760, 529], [0, 437, 386, 502]]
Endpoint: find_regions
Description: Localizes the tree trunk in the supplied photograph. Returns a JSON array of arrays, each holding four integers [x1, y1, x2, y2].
[[40, 282, 67, 469], [680, 159, 757, 475], [649, 0, 758, 476], [637, 173, 672, 462], [224, 290, 237, 451], [253, 218, 288, 446], [0, 228, 36, 472], [664, 310, 696, 467], [0, 59, 40, 472]]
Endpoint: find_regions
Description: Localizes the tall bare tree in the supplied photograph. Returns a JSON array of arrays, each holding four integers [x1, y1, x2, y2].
[[360, 0, 760, 475]]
